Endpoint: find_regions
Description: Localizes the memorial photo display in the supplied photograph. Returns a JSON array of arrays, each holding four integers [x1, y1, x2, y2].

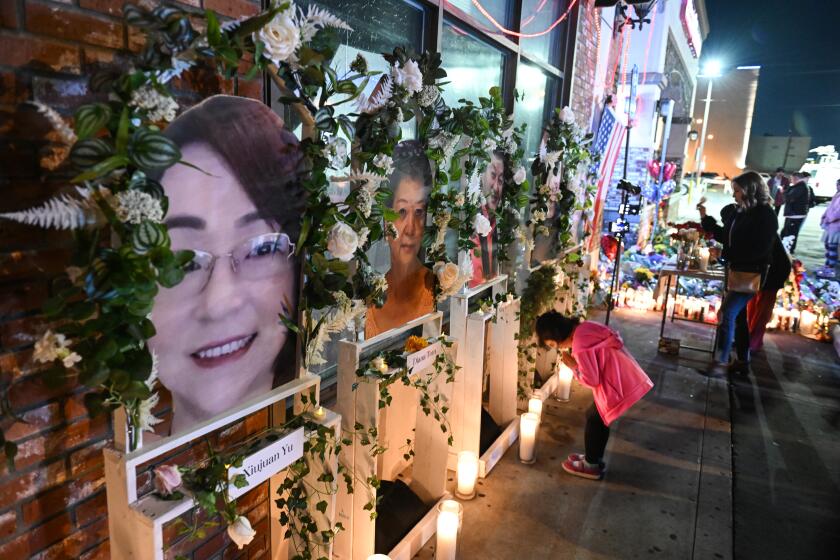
[[468, 150, 504, 288], [365, 140, 436, 338], [147, 95, 304, 435]]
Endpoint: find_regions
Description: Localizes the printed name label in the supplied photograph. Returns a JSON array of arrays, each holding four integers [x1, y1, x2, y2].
[[407, 341, 443, 375], [228, 427, 304, 499]]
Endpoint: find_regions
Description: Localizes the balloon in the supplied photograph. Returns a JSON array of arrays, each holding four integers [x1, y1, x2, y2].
[[663, 162, 677, 181], [646, 159, 661, 180]]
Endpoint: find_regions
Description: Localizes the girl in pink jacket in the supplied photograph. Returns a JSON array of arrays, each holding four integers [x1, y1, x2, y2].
[[536, 312, 653, 480]]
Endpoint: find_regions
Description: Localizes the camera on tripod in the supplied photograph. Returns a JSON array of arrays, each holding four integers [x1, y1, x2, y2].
[[616, 179, 641, 195]]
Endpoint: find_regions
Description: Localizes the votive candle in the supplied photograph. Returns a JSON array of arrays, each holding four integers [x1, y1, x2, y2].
[[519, 412, 539, 464], [555, 364, 573, 402], [455, 451, 479, 500], [528, 396, 543, 419], [435, 500, 462, 560]]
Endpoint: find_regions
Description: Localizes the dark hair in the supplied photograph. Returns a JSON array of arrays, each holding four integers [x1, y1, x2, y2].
[[732, 170, 771, 208], [535, 311, 580, 347], [159, 95, 304, 387], [775, 167, 785, 173], [386, 139, 432, 207]]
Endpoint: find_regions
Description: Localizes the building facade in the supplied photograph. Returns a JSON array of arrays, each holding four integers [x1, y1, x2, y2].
[[747, 134, 812, 173]]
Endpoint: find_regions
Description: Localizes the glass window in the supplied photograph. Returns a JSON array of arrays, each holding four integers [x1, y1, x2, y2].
[[514, 63, 558, 163], [448, 0, 511, 29], [519, 0, 571, 66], [440, 20, 507, 107]]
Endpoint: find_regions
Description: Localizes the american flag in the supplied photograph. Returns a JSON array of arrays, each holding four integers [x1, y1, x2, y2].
[[588, 107, 627, 252]]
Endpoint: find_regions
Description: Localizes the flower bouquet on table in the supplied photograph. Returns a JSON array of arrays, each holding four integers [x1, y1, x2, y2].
[[667, 221, 710, 270]]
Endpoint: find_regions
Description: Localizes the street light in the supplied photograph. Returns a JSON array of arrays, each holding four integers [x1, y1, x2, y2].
[[689, 59, 724, 204]]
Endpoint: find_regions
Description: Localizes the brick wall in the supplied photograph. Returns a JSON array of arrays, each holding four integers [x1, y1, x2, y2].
[[569, 0, 598, 130], [0, 1, 264, 558]]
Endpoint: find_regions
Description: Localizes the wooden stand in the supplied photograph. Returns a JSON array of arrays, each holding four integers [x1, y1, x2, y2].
[[104, 375, 340, 560], [447, 277, 521, 477], [333, 312, 455, 560]]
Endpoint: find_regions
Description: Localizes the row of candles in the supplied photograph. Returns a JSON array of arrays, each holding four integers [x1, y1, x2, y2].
[[617, 287, 721, 324], [768, 306, 831, 334], [366, 367, 575, 559]]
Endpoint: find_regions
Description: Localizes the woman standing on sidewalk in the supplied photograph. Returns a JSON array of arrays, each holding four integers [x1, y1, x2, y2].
[[701, 171, 777, 375], [817, 178, 840, 278], [536, 312, 653, 480]]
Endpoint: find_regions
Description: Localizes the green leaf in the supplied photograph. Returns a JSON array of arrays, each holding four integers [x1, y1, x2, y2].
[[71, 154, 129, 183], [74, 103, 112, 140], [316, 500, 328, 513], [115, 106, 130, 155]]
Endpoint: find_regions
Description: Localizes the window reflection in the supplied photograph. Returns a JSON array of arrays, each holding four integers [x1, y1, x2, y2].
[[447, 0, 511, 29], [519, 0, 570, 66], [440, 20, 506, 107]]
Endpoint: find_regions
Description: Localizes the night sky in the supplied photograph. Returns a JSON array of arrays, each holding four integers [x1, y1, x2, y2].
[[703, 0, 840, 148]]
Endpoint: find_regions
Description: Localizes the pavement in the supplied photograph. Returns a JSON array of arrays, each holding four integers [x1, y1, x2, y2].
[[409, 307, 839, 559]]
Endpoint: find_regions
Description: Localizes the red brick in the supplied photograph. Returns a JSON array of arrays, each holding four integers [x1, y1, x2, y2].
[[13, 415, 109, 471], [22, 469, 105, 526], [0, 280, 50, 319], [0, 33, 81, 74], [78, 0, 126, 17], [26, 2, 124, 50], [68, 439, 108, 476], [0, 247, 72, 283], [8, 370, 77, 411], [0, 71, 31, 106], [32, 74, 92, 110], [81, 45, 119, 68], [237, 77, 262, 101], [0, 313, 53, 350], [74, 489, 107, 526], [0, 349, 33, 380], [79, 540, 109, 560], [203, 0, 260, 19], [3, 402, 62, 440], [29, 516, 108, 560], [0, 460, 67, 505], [0, 512, 72, 557], [0, 510, 16, 539]]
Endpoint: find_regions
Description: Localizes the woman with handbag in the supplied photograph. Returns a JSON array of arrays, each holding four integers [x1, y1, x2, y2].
[[700, 171, 778, 376]]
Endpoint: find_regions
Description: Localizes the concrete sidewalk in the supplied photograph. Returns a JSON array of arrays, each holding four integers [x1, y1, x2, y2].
[[416, 308, 733, 559]]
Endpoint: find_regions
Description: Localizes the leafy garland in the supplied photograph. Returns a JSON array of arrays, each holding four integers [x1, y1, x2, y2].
[[516, 264, 560, 398], [350, 335, 458, 516]]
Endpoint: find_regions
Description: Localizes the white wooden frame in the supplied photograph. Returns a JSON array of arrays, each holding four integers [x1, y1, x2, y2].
[[447, 277, 521, 477], [333, 312, 455, 560], [105, 374, 340, 560]]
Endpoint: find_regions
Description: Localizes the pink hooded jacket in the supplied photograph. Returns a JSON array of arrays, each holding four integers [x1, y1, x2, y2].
[[571, 321, 653, 426]]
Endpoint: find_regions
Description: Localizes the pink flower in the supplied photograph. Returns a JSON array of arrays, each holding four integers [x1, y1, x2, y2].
[[153, 464, 182, 496]]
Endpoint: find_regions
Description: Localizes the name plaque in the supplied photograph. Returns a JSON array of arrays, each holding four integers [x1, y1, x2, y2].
[[228, 427, 305, 499], [407, 341, 443, 375]]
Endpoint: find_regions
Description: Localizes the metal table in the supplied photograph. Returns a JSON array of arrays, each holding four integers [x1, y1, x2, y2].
[[657, 265, 726, 354]]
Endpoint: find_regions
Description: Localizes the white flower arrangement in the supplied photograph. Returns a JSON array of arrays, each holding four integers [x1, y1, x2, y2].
[[371, 356, 389, 374], [454, 193, 465, 207], [418, 85, 439, 107], [323, 136, 349, 169], [391, 59, 423, 96], [114, 190, 164, 225], [305, 291, 366, 366], [356, 188, 373, 218], [129, 86, 178, 123], [385, 221, 399, 240], [372, 153, 394, 175], [532, 209, 547, 223], [326, 221, 359, 262], [559, 106, 576, 124], [474, 213, 492, 237], [356, 75, 393, 114], [513, 166, 527, 185], [482, 138, 498, 154], [228, 515, 257, 550], [256, 3, 351, 68], [33, 330, 82, 368]]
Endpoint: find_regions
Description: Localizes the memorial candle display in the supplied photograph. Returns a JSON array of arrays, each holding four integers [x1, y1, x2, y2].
[[435, 500, 462, 560], [519, 412, 539, 464], [555, 364, 573, 402], [527, 396, 543, 419], [455, 450, 479, 500], [698, 248, 710, 271]]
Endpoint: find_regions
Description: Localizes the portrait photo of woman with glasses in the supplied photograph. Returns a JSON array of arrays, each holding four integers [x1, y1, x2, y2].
[[149, 95, 304, 434], [365, 140, 435, 338]]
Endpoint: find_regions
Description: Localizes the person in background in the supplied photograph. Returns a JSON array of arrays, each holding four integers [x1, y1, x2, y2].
[[700, 200, 791, 354], [781, 172, 813, 254], [767, 167, 789, 216], [701, 171, 777, 375], [817, 178, 840, 278], [536, 312, 653, 480]]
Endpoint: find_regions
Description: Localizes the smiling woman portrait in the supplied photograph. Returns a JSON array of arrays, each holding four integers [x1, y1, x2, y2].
[[365, 140, 435, 338], [149, 95, 305, 434]]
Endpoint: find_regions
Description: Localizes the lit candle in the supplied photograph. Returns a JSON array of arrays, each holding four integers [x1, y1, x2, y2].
[[555, 364, 573, 402], [313, 406, 326, 419], [435, 500, 462, 560], [527, 396, 543, 419], [367, 555, 392, 560], [455, 451, 479, 500], [800, 310, 817, 334], [519, 412, 540, 464]]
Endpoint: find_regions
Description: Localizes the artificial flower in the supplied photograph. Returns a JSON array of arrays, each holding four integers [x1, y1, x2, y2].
[[483, 138, 497, 153], [385, 221, 399, 240], [513, 166, 527, 185], [357, 226, 370, 247], [474, 213, 492, 237], [373, 153, 394, 175], [129, 86, 178, 123], [559, 106, 575, 124], [327, 221, 359, 262], [392, 59, 423, 95], [62, 351, 82, 368], [454, 193, 465, 207], [33, 330, 70, 364], [114, 190, 164, 225], [418, 85, 439, 107], [434, 261, 460, 291], [153, 464, 182, 496], [137, 392, 162, 433], [227, 515, 257, 549], [371, 356, 389, 374], [356, 188, 373, 219], [404, 335, 429, 353], [257, 7, 301, 66]]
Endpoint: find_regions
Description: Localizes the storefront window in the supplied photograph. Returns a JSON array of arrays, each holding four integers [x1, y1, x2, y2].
[[440, 20, 507, 107], [519, 0, 570, 66], [514, 62, 558, 162], [448, 0, 511, 29]]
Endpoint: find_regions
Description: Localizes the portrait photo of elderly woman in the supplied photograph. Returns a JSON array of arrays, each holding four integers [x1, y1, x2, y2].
[[469, 150, 504, 288], [365, 140, 435, 338], [149, 95, 304, 434]]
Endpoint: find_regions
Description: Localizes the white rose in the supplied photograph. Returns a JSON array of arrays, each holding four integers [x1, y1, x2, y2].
[[257, 10, 301, 66], [373, 153, 394, 175], [454, 193, 465, 207], [227, 516, 257, 550], [513, 166, 527, 185], [559, 106, 575, 124], [434, 261, 460, 291], [483, 138, 497, 153], [371, 356, 388, 374], [474, 213, 492, 237], [393, 59, 423, 95], [327, 222, 359, 262]]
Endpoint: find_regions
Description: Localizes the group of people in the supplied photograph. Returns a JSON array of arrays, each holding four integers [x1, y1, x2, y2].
[[768, 167, 840, 278]]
